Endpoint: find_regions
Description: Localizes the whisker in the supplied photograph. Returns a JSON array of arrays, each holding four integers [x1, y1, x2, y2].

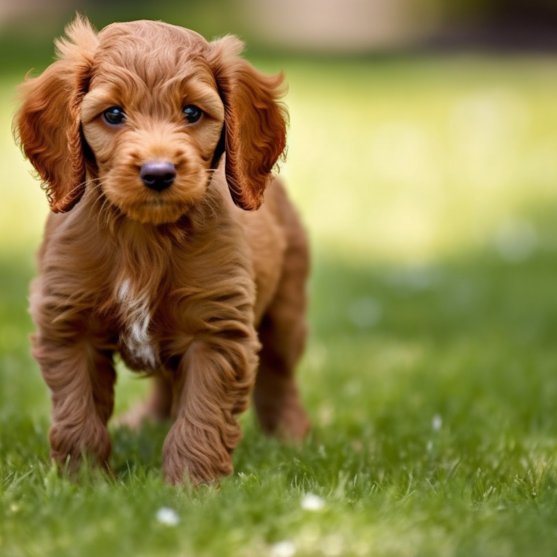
[[88, 181, 108, 214]]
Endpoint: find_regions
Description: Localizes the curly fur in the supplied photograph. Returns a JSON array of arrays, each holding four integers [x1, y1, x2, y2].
[[14, 16, 310, 485]]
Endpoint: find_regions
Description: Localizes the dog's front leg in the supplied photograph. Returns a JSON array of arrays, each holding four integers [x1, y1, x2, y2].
[[32, 327, 115, 472], [162, 335, 258, 485]]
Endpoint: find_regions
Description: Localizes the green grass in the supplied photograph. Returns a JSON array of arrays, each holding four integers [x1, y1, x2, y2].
[[3, 53, 557, 556]]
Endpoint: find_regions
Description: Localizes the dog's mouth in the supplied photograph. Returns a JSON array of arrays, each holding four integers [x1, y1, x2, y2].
[[121, 195, 193, 225], [138, 198, 173, 207]]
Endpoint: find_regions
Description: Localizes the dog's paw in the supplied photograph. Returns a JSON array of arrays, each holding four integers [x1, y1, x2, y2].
[[277, 405, 311, 443], [162, 423, 233, 486], [113, 402, 163, 431], [257, 398, 311, 443], [49, 417, 111, 471]]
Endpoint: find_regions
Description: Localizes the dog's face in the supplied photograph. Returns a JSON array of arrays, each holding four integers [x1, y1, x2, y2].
[[15, 17, 287, 223], [81, 22, 226, 224]]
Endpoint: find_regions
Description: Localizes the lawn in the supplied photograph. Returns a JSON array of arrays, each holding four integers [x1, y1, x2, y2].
[[2, 52, 557, 556]]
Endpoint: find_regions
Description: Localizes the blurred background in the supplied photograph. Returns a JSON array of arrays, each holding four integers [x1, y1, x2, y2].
[[2, 0, 557, 257], [3, 4, 557, 554], [1, 0, 557, 436]]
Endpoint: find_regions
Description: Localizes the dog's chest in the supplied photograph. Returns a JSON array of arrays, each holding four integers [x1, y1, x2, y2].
[[116, 278, 159, 370]]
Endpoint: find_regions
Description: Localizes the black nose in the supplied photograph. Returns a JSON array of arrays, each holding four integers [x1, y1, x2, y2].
[[140, 161, 176, 191]]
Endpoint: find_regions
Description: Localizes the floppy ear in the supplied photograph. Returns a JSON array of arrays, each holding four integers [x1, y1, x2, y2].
[[14, 15, 98, 213], [208, 36, 288, 211]]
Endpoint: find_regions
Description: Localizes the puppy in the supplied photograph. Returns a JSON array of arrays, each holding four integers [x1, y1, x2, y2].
[[14, 16, 310, 484]]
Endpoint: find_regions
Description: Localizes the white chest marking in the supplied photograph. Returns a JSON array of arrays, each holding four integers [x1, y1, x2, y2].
[[117, 278, 157, 368]]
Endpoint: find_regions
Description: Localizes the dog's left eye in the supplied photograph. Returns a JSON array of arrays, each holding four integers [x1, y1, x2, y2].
[[182, 105, 202, 124], [103, 106, 126, 125]]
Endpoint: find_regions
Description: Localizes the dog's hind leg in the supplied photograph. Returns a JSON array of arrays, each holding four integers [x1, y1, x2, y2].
[[254, 204, 311, 441], [115, 374, 172, 430]]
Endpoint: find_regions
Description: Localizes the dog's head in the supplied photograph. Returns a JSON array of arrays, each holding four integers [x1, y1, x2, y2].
[[14, 16, 287, 224]]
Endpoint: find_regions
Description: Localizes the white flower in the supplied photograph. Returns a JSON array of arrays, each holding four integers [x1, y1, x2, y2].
[[271, 540, 296, 557], [156, 507, 179, 526], [432, 414, 442, 432], [301, 493, 325, 511]]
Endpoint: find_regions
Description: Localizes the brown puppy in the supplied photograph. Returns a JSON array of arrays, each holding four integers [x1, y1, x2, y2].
[[14, 16, 310, 485]]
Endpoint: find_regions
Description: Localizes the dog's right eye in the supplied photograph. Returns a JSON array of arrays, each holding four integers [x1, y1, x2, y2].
[[103, 106, 126, 125]]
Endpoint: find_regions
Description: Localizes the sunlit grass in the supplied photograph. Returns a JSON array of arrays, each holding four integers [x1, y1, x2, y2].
[[0, 75, 49, 252], [2, 55, 557, 556], [279, 56, 557, 262]]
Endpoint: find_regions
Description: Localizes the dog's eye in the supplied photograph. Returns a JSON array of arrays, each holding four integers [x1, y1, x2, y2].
[[182, 105, 202, 124], [103, 106, 126, 125]]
